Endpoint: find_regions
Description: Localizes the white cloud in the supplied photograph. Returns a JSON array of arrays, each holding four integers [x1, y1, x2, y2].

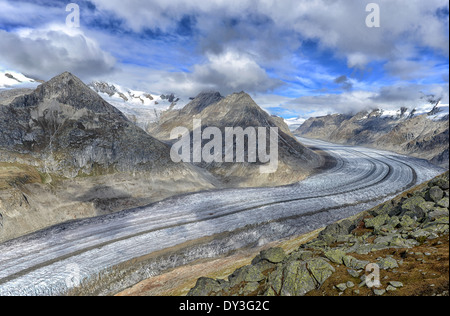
[[89, 0, 449, 70], [191, 50, 281, 94], [0, 24, 116, 81], [281, 83, 450, 118]]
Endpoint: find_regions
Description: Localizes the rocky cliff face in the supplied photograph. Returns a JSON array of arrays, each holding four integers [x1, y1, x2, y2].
[[296, 108, 449, 168], [148, 91, 324, 187]]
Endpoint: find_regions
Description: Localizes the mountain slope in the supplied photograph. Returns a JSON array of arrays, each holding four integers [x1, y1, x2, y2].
[[295, 107, 449, 168], [148, 91, 324, 187]]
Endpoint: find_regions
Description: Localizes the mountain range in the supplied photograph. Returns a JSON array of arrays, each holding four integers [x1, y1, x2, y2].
[[295, 106, 449, 168], [0, 72, 218, 242], [0, 72, 324, 242], [148, 91, 323, 187], [88, 81, 184, 131]]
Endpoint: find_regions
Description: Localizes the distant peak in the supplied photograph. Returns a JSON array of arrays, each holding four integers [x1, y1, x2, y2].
[[47, 71, 83, 84], [183, 91, 224, 114], [225, 91, 256, 105]]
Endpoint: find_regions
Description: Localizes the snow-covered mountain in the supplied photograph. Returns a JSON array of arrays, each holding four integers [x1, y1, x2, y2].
[[286, 102, 449, 132], [295, 103, 449, 168], [1, 70, 186, 131], [88, 81, 186, 130], [0, 70, 41, 89]]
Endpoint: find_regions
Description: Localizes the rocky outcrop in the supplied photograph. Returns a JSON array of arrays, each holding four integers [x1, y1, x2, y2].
[[188, 172, 449, 296], [295, 109, 449, 168]]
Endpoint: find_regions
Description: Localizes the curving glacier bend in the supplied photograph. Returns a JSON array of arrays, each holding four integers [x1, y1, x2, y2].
[[0, 138, 445, 296]]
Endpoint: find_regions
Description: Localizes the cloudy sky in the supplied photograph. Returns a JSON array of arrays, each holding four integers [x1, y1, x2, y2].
[[0, 0, 448, 119]]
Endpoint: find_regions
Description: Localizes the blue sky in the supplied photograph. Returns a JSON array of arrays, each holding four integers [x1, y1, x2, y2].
[[0, 0, 448, 119]]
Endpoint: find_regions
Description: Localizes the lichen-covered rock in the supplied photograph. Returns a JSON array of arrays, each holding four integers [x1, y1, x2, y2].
[[287, 250, 314, 262], [377, 257, 399, 270], [267, 265, 283, 295], [370, 201, 395, 217], [241, 282, 260, 294], [409, 229, 432, 243], [399, 215, 417, 228], [437, 197, 449, 209], [318, 219, 354, 243], [228, 264, 265, 286], [389, 235, 418, 248], [324, 249, 347, 264], [364, 214, 389, 230], [343, 255, 370, 270], [280, 261, 316, 296], [259, 247, 286, 264], [306, 258, 335, 286], [428, 207, 449, 220], [188, 277, 223, 296], [428, 178, 449, 190], [303, 239, 328, 249]]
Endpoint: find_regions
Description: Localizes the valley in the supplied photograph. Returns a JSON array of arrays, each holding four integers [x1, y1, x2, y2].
[[0, 137, 443, 296]]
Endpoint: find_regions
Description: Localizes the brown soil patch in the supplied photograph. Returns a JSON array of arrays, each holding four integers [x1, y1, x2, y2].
[[307, 234, 449, 296]]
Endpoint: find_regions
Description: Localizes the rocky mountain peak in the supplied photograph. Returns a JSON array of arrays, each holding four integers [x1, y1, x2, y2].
[[10, 72, 126, 119], [182, 91, 224, 115]]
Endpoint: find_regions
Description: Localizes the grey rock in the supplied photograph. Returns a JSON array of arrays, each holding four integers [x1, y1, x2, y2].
[[389, 281, 404, 288], [324, 249, 347, 264], [429, 178, 450, 190], [280, 261, 316, 296], [428, 207, 449, 220], [242, 282, 260, 294], [188, 277, 222, 296], [347, 269, 361, 278], [343, 255, 370, 270], [377, 257, 399, 270], [364, 214, 389, 230], [259, 247, 286, 264], [427, 186, 444, 202], [307, 258, 335, 286], [318, 219, 354, 243], [437, 197, 449, 208], [267, 265, 283, 295], [288, 250, 314, 261], [373, 288, 386, 296], [336, 283, 347, 292], [401, 196, 435, 220], [386, 285, 397, 292]]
